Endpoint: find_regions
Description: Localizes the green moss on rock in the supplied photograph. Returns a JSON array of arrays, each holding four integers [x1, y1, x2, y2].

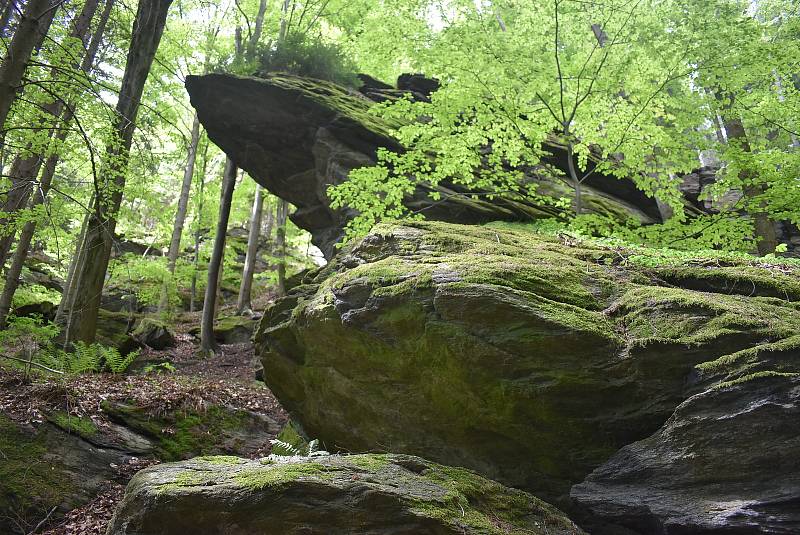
[[49, 411, 98, 439], [109, 454, 584, 534], [256, 220, 800, 501]]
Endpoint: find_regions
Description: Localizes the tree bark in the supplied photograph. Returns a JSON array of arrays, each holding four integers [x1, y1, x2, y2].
[[0, 0, 57, 133], [61, 0, 173, 347], [246, 0, 268, 62], [199, 158, 236, 355], [236, 184, 263, 315], [716, 94, 778, 255], [189, 139, 209, 313], [565, 140, 583, 215], [275, 199, 288, 296], [0, 0, 15, 36]]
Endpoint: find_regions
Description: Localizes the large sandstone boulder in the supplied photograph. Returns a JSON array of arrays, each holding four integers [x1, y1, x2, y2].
[[185, 73, 661, 258], [107, 454, 584, 535], [254, 220, 800, 532]]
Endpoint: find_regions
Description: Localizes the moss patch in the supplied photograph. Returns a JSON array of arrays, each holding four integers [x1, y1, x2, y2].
[[102, 402, 253, 461], [235, 461, 335, 490], [49, 411, 98, 440]]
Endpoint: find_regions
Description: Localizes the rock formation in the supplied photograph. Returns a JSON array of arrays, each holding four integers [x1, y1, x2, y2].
[[254, 220, 800, 533], [185, 73, 661, 258], [107, 454, 584, 534]]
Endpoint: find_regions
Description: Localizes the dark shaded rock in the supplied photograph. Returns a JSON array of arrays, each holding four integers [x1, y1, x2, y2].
[[107, 454, 584, 535], [185, 73, 659, 258], [255, 220, 800, 529], [0, 414, 133, 535], [11, 299, 55, 320], [397, 72, 441, 98], [114, 237, 163, 257], [100, 288, 139, 313], [132, 317, 176, 350], [571, 374, 800, 534], [96, 309, 140, 355]]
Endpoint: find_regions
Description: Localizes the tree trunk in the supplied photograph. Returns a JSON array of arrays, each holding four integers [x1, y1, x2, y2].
[[246, 0, 268, 62], [236, 184, 263, 315], [275, 199, 288, 296], [199, 158, 237, 355], [0, 0, 109, 328], [61, 0, 173, 347], [565, 140, 583, 215], [159, 112, 200, 310], [189, 140, 209, 313], [0, 0, 15, 36], [0, 0, 57, 133], [716, 95, 778, 255], [0, 0, 102, 269]]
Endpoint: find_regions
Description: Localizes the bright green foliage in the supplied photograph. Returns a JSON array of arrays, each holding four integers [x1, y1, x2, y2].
[[327, 0, 800, 251]]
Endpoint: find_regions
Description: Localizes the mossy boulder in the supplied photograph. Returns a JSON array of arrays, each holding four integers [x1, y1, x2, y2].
[[96, 309, 140, 355], [107, 454, 584, 534], [255, 221, 800, 531], [132, 317, 176, 350], [571, 373, 800, 533]]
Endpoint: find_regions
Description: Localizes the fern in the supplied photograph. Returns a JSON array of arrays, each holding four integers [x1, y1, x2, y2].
[[100, 345, 139, 373]]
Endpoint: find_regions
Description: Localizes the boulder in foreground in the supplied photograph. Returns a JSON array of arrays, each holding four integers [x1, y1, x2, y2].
[[107, 454, 584, 535]]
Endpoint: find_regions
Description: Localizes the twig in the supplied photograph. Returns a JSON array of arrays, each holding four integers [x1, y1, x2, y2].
[[28, 504, 58, 534], [0, 355, 64, 374]]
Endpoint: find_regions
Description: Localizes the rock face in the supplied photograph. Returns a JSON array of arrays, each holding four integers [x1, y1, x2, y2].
[[185, 73, 661, 258], [254, 220, 800, 533], [572, 374, 800, 534], [107, 454, 584, 535]]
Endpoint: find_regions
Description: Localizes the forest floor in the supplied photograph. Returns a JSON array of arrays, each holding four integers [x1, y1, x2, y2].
[[0, 308, 287, 535]]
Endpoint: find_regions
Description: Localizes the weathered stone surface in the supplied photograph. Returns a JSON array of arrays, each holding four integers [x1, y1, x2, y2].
[[185, 73, 660, 258], [103, 401, 282, 461], [107, 454, 584, 535], [0, 414, 134, 535], [255, 220, 800, 531], [570, 373, 800, 535], [96, 309, 141, 355], [132, 317, 176, 350]]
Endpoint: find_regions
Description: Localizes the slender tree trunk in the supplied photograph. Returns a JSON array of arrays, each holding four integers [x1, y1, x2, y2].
[[565, 140, 583, 215], [159, 112, 200, 310], [199, 158, 236, 355], [0, 0, 57, 133], [716, 94, 777, 255], [0, 0, 15, 36], [0, 0, 102, 269], [262, 197, 274, 239], [246, 0, 268, 62], [189, 140, 209, 313], [236, 184, 263, 315], [275, 199, 288, 296], [62, 0, 173, 347]]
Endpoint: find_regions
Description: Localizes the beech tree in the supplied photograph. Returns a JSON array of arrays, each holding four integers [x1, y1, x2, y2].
[[60, 0, 174, 346]]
